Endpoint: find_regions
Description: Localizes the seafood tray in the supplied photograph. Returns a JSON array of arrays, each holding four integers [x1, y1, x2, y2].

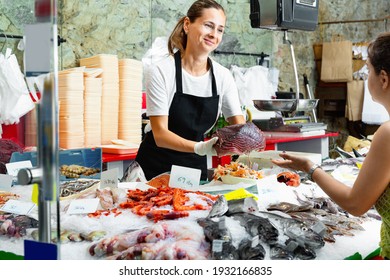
[[212, 162, 262, 186], [10, 148, 102, 181], [237, 150, 322, 169], [220, 174, 257, 185], [60, 179, 100, 200]]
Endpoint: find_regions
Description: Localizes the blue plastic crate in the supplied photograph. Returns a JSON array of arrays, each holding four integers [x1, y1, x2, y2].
[[10, 148, 102, 180]]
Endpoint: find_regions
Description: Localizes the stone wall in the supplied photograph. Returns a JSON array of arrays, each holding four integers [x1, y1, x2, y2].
[[2, 0, 389, 91]]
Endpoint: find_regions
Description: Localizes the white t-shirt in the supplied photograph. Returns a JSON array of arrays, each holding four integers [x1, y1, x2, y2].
[[145, 55, 243, 133]]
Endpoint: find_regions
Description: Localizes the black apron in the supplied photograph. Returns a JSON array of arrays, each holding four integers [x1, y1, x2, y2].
[[136, 51, 219, 180]]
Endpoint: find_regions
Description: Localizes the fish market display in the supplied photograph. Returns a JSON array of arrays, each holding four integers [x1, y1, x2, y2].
[[212, 122, 265, 156], [89, 221, 210, 260], [198, 196, 329, 260], [266, 192, 368, 243]]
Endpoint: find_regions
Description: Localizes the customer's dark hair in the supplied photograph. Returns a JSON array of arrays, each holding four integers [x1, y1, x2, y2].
[[367, 32, 390, 75], [168, 0, 225, 55]]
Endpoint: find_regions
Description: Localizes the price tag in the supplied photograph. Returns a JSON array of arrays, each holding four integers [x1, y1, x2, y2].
[[212, 239, 224, 253], [100, 168, 118, 189], [0, 174, 13, 191], [169, 165, 201, 190], [67, 198, 100, 215], [5, 160, 33, 177], [1, 199, 36, 215]]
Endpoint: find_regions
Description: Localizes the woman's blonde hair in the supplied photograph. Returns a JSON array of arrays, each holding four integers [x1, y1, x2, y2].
[[167, 0, 225, 55]]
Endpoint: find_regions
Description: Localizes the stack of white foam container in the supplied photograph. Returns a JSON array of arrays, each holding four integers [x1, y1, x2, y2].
[[80, 54, 119, 145], [83, 68, 103, 147], [58, 67, 85, 149], [118, 58, 143, 145]]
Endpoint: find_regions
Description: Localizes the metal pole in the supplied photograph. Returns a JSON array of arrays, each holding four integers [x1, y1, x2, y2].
[[17, 0, 60, 255], [283, 30, 300, 103], [304, 74, 318, 123], [283, 30, 300, 114], [36, 74, 59, 243]]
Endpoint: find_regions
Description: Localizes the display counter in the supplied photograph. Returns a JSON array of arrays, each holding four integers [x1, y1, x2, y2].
[[0, 164, 382, 260]]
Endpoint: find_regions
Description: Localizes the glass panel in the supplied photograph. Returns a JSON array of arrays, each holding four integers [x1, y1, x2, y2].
[[0, 0, 60, 260]]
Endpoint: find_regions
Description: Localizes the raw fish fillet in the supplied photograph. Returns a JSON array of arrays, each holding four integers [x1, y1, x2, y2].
[[212, 122, 265, 156]]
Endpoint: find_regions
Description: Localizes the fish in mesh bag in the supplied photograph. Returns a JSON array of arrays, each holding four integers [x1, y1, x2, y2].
[[212, 122, 265, 156]]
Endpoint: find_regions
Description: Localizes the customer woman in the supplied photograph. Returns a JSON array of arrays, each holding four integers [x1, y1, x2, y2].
[[136, 0, 245, 180], [272, 32, 390, 260]]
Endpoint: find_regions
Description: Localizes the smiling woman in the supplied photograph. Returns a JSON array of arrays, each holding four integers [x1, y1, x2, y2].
[[135, 0, 246, 181]]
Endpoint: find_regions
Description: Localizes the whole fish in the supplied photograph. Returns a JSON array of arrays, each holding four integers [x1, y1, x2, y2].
[[197, 217, 238, 260], [227, 197, 259, 215], [212, 122, 265, 156], [267, 201, 312, 213], [288, 241, 317, 260], [120, 161, 147, 182], [197, 217, 232, 243], [287, 211, 328, 237], [293, 190, 339, 215], [228, 212, 279, 245], [207, 195, 228, 218], [260, 211, 325, 250], [237, 238, 266, 260]]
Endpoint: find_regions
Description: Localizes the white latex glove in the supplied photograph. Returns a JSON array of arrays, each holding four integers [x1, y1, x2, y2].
[[194, 137, 218, 156]]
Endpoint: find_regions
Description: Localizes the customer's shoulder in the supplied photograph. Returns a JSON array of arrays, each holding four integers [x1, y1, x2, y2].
[[380, 121, 390, 134], [371, 121, 390, 144]]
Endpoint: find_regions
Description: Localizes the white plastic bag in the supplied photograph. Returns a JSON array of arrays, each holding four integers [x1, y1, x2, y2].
[[142, 37, 169, 78], [362, 79, 389, 124], [0, 48, 34, 129], [230, 65, 278, 107]]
